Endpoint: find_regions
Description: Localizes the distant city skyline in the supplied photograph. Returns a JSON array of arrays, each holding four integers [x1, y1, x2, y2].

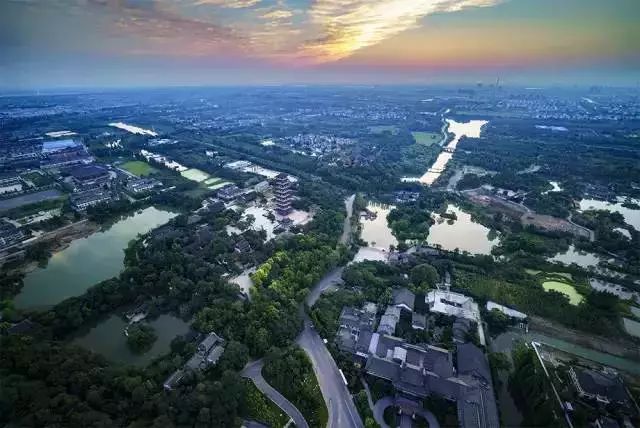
[[1, 0, 638, 89]]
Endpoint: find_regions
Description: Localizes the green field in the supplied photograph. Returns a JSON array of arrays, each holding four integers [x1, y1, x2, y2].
[[411, 131, 441, 146], [369, 125, 399, 135], [121, 161, 156, 176]]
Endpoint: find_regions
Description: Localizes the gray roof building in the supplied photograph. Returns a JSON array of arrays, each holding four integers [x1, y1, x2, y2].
[[336, 306, 376, 357], [412, 312, 427, 330], [569, 367, 630, 407], [393, 287, 415, 312], [377, 306, 401, 336]]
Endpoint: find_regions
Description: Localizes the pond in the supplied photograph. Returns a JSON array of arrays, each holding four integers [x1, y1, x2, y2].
[[426, 205, 500, 255], [579, 198, 640, 231], [548, 245, 600, 269], [542, 280, 584, 305], [14, 207, 177, 310], [73, 314, 190, 366], [359, 202, 398, 250]]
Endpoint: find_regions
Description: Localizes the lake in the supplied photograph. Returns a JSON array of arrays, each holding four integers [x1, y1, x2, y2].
[[14, 207, 177, 310], [548, 245, 600, 269], [73, 314, 190, 366], [427, 205, 500, 255], [360, 202, 398, 250], [419, 119, 488, 186], [579, 198, 640, 231]]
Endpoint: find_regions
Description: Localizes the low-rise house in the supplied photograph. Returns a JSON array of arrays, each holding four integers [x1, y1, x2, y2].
[[0, 173, 23, 195], [377, 306, 401, 336], [336, 306, 376, 358], [411, 312, 427, 330], [70, 189, 112, 211], [185, 332, 226, 371], [393, 288, 415, 312], [427, 289, 486, 346], [0, 220, 26, 249], [126, 177, 161, 193], [453, 318, 473, 343], [569, 367, 631, 407], [234, 238, 252, 254], [217, 184, 243, 202], [164, 332, 225, 391]]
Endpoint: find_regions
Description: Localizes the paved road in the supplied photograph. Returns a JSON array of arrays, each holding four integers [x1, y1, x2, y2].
[[241, 360, 310, 428], [295, 194, 363, 428], [372, 396, 393, 428], [297, 317, 363, 428], [373, 396, 441, 428], [305, 266, 344, 308]]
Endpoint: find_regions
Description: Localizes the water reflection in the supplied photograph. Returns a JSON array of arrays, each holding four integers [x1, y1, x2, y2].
[[548, 245, 600, 269], [579, 198, 640, 231], [73, 314, 190, 366], [427, 205, 499, 255], [359, 202, 398, 250], [15, 207, 177, 309]]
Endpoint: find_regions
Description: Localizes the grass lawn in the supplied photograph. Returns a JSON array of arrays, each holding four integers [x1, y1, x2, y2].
[[121, 161, 156, 176], [524, 269, 541, 275], [411, 131, 441, 146]]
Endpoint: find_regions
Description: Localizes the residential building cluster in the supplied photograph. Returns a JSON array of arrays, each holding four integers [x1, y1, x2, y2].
[[336, 287, 499, 428]]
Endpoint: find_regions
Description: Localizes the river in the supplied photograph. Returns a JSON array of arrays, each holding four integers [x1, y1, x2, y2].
[[419, 118, 488, 186], [14, 207, 177, 310]]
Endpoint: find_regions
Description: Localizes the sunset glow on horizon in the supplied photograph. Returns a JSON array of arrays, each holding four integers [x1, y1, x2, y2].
[[1, 0, 638, 88]]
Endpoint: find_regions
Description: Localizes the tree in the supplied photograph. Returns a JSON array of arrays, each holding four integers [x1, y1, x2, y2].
[[410, 263, 439, 290], [125, 324, 157, 354]]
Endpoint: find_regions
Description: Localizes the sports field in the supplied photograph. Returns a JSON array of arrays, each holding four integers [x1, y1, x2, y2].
[[121, 161, 156, 176]]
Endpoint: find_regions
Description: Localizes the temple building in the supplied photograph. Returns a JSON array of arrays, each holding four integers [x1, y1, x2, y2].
[[274, 173, 293, 216]]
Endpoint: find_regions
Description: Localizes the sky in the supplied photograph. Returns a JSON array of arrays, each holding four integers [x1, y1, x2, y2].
[[1, 0, 638, 89]]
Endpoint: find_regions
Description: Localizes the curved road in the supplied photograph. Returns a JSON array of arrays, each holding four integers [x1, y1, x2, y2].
[[243, 195, 364, 428], [297, 316, 363, 428], [241, 359, 310, 428], [373, 396, 440, 428]]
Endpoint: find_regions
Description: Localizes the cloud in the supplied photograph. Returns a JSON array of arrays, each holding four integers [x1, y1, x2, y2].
[[260, 9, 294, 20], [301, 0, 503, 62], [192, 0, 261, 8]]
